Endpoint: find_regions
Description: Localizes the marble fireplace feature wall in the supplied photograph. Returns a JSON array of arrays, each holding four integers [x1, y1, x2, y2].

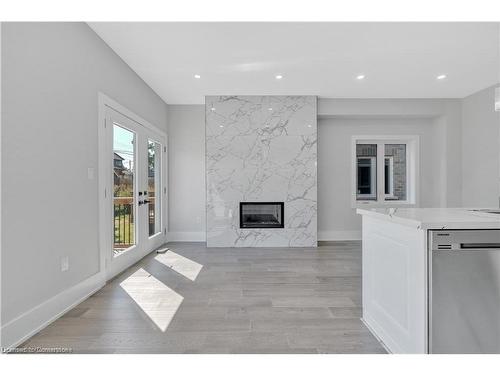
[[206, 96, 317, 247]]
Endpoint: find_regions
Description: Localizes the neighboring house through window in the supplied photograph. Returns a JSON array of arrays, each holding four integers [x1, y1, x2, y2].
[[114, 152, 125, 170]]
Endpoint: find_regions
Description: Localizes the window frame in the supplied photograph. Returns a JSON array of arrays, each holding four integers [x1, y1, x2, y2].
[[351, 135, 419, 208]]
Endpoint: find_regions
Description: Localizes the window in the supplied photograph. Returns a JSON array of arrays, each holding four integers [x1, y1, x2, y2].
[[352, 136, 418, 206]]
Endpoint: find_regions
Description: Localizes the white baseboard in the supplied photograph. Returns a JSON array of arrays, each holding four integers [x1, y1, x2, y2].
[[318, 230, 362, 241], [168, 231, 206, 242], [0, 271, 105, 349]]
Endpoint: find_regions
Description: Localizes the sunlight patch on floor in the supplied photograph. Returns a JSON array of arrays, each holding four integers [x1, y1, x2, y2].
[[119, 268, 183, 332], [154, 251, 203, 281]]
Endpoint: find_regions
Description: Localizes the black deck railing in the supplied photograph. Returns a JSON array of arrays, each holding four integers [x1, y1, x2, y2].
[[114, 196, 158, 251], [148, 202, 155, 236], [114, 197, 134, 249]]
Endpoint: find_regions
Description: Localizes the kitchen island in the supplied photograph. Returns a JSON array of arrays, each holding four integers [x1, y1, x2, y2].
[[357, 208, 500, 354]]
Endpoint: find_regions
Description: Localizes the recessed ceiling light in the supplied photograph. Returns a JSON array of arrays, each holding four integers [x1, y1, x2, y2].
[[219, 125, 224, 128], [356, 74, 365, 80], [194, 74, 201, 79], [211, 107, 216, 111], [275, 75, 283, 80], [436, 74, 447, 80], [307, 124, 312, 128], [268, 107, 273, 111]]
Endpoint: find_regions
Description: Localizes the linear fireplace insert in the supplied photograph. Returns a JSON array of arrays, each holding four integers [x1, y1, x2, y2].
[[240, 202, 284, 229]]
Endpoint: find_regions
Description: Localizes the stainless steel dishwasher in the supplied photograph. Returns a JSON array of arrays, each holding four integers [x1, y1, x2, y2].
[[429, 229, 500, 353]]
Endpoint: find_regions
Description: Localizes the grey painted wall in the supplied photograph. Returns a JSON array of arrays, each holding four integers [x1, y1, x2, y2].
[[167, 105, 206, 240], [314, 98, 463, 239], [461, 85, 500, 207], [318, 117, 442, 239], [1, 23, 168, 324], [165, 98, 465, 240]]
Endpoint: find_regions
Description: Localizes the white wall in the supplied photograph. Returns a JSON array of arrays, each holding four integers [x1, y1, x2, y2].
[[433, 100, 463, 207], [161, 95, 497, 244], [1, 23, 168, 346], [166, 105, 206, 241], [318, 117, 441, 240], [461, 85, 500, 207], [317, 98, 462, 240], [0, 23, 3, 347], [165, 98, 464, 242]]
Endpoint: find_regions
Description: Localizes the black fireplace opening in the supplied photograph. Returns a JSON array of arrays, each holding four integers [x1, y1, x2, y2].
[[240, 202, 284, 229]]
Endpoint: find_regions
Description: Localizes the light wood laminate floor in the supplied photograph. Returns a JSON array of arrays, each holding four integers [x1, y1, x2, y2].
[[21, 241, 386, 353]]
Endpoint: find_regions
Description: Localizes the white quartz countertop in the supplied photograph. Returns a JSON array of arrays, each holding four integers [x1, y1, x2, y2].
[[356, 207, 500, 230]]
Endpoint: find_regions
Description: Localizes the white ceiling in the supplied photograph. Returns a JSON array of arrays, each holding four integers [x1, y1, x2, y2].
[[89, 22, 500, 104]]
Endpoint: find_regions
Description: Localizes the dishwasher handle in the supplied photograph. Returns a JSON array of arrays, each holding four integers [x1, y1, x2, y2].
[[459, 243, 500, 250], [434, 243, 500, 251]]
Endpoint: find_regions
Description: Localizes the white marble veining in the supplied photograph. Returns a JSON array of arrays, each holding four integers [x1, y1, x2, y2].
[[206, 96, 317, 247], [357, 207, 500, 230]]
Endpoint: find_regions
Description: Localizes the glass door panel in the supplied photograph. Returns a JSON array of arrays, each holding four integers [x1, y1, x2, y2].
[[113, 124, 136, 256], [147, 140, 162, 237]]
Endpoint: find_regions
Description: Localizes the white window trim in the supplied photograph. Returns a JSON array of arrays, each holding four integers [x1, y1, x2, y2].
[[351, 135, 420, 208]]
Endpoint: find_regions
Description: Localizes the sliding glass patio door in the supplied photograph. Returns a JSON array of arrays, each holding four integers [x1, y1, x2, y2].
[[105, 106, 166, 274]]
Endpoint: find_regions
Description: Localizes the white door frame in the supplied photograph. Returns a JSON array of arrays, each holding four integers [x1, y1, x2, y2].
[[98, 93, 168, 281]]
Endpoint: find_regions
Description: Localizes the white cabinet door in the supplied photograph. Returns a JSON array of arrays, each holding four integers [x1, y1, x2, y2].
[[361, 216, 428, 353]]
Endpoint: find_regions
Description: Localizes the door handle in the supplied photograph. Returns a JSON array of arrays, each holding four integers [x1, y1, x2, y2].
[[143, 199, 151, 204]]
